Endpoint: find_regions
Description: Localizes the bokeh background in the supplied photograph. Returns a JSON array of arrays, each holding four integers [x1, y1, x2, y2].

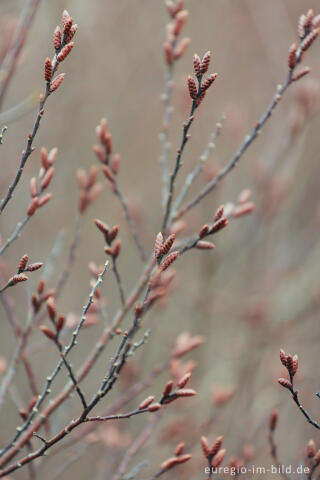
[[0, 0, 320, 478]]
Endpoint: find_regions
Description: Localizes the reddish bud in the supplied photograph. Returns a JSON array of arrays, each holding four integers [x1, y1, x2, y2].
[[306, 439, 316, 458], [27, 263, 43, 272], [160, 251, 179, 271], [102, 164, 114, 183], [94, 218, 109, 235], [113, 239, 121, 258], [177, 372, 191, 388], [50, 73, 65, 93], [40, 325, 56, 341], [187, 75, 197, 100], [155, 232, 164, 259], [175, 388, 196, 397], [193, 54, 201, 77], [288, 43, 297, 69], [29, 177, 38, 197], [38, 193, 52, 207], [292, 67, 312, 82], [18, 254, 29, 272], [201, 73, 218, 91], [46, 297, 56, 322], [175, 442, 185, 456], [278, 378, 292, 389], [199, 224, 209, 238], [139, 395, 155, 410], [148, 402, 161, 412], [211, 436, 223, 456], [201, 436, 211, 458], [12, 273, 28, 285], [162, 380, 174, 397], [212, 449, 226, 468], [44, 58, 53, 83], [53, 26, 62, 50], [41, 167, 55, 189], [196, 241, 215, 250], [56, 314, 65, 332], [57, 42, 74, 62], [27, 197, 39, 216], [110, 153, 120, 175], [161, 234, 175, 255], [200, 51, 211, 74]]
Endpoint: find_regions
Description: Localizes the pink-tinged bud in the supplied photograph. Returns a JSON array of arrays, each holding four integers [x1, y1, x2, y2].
[[211, 436, 223, 456], [29, 177, 38, 197], [48, 147, 58, 165], [19, 409, 28, 421], [177, 372, 191, 388], [76, 168, 88, 189], [162, 380, 174, 397], [161, 234, 175, 255], [233, 202, 255, 218], [313, 14, 320, 28], [201, 73, 218, 91], [199, 224, 209, 238], [193, 54, 201, 77], [12, 274, 28, 285], [46, 296, 56, 322], [40, 325, 56, 341], [278, 378, 292, 389], [200, 51, 211, 74], [110, 153, 120, 175], [87, 165, 98, 188], [286, 354, 293, 373], [93, 145, 105, 164], [41, 167, 55, 189], [201, 436, 211, 458], [87, 183, 103, 203], [173, 10, 188, 36], [103, 132, 112, 155], [212, 448, 226, 468], [38, 193, 52, 207], [27, 197, 39, 216], [27, 263, 43, 272], [164, 42, 174, 65], [65, 23, 78, 43], [57, 42, 74, 62], [102, 164, 114, 183], [279, 348, 287, 366], [211, 217, 228, 234], [63, 18, 73, 36], [196, 241, 215, 250], [292, 355, 299, 376], [53, 26, 62, 50], [175, 442, 185, 456], [94, 218, 109, 235], [108, 225, 119, 242], [41, 147, 49, 169], [269, 409, 278, 431], [292, 67, 312, 82], [148, 402, 161, 412], [154, 232, 164, 259], [213, 205, 224, 221], [160, 251, 179, 272], [44, 58, 53, 83], [62, 10, 71, 27], [113, 240, 121, 258], [306, 439, 316, 458], [50, 73, 65, 92], [160, 454, 191, 471], [301, 28, 319, 52], [56, 314, 65, 332], [288, 43, 297, 69], [174, 37, 190, 59], [18, 254, 29, 272], [37, 279, 45, 295], [187, 75, 197, 99], [175, 388, 196, 397], [139, 395, 155, 410]]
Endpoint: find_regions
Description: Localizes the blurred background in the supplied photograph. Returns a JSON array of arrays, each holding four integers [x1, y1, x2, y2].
[[0, 0, 320, 478]]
